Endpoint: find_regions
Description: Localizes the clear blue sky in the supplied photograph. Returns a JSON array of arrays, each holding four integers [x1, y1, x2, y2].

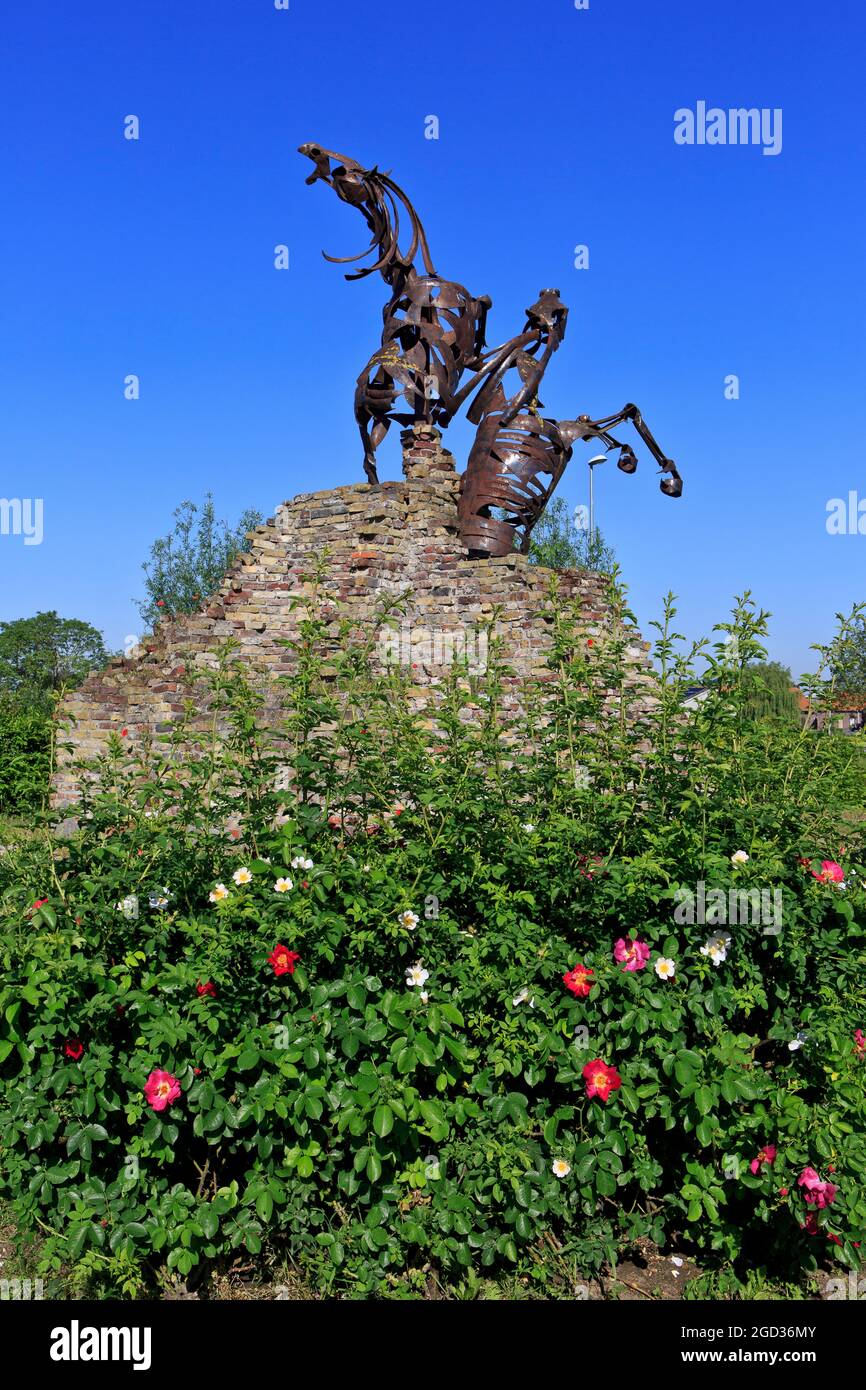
[[1, 0, 863, 678]]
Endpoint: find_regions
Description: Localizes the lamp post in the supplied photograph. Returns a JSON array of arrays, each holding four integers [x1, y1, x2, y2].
[[586, 453, 607, 552]]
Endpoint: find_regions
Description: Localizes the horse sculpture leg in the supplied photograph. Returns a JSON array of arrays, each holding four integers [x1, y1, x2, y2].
[[557, 406, 683, 498], [355, 356, 403, 483]]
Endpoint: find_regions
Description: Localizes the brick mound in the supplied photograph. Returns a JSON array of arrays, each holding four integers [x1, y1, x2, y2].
[[53, 427, 652, 809]]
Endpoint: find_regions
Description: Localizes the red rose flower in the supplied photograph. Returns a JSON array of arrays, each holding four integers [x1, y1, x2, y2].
[[196, 980, 216, 998], [563, 963, 594, 998], [267, 944, 301, 977], [582, 1058, 621, 1103], [64, 1039, 84, 1060]]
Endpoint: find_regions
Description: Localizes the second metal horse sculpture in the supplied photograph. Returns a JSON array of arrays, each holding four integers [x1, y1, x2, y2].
[[300, 143, 684, 554]]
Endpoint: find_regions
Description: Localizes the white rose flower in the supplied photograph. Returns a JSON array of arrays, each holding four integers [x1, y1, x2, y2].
[[700, 931, 732, 965]]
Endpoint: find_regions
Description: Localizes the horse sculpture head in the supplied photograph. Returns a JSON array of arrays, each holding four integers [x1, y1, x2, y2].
[[299, 142, 435, 281]]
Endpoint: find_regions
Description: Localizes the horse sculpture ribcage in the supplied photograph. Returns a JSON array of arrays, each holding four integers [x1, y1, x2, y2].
[[458, 409, 571, 556], [354, 270, 491, 481]]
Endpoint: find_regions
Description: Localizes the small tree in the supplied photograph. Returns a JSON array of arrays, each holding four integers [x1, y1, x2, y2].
[[0, 611, 108, 711], [528, 496, 617, 572], [137, 494, 264, 629], [741, 660, 800, 722], [829, 611, 866, 693]]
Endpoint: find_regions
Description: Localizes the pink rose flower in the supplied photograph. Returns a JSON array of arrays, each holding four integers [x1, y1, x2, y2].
[[613, 937, 650, 972], [798, 1166, 838, 1208], [144, 1068, 182, 1113], [749, 1144, 777, 1175], [811, 860, 844, 885]]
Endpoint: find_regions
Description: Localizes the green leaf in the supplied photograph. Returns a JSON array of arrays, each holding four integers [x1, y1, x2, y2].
[[703, 1192, 720, 1221], [575, 1154, 595, 1182], [515, 1212, 533, 1240], [694, 1086, 715, 1116], [200, 1209, 219, 1239], [347, 984, 366, 1011], [696, 1117, 714, 1146], [674, 1049, 702, 1085], [596, 1169, 617, 1197], [418, 1098, 445, 1129], [373, 1104, 394, 1138], [68, 1224, 90, 1260]]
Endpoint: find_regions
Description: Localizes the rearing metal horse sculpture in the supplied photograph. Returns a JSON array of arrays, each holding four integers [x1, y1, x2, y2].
[[299, 143, 493, 483], [300, 143, 684, 551]]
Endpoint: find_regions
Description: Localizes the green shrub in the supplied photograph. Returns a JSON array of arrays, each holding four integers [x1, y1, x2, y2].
[[0, 701, 51, 815], [0, 579, 864, 1297]]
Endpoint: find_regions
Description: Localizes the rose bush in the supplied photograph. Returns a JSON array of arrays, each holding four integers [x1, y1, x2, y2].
[[0, 580, 865, 1296]]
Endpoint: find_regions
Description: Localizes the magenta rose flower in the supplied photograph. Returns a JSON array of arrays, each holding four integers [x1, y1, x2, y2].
[[144, 1068, 182, 1113], [613, 937, 650, 972]]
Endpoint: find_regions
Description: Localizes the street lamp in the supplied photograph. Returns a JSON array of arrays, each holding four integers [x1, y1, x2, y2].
[[586, 453, 607, 550]]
